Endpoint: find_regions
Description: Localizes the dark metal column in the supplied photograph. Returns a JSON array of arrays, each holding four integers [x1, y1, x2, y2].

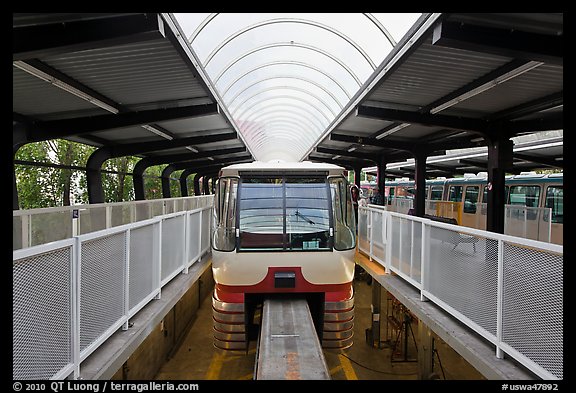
[[193, 173, 201, 196], [161, 164, 175, 198], [180, 169, 193, 197], [353, 165, 362, 188], [133, 159, 150, 200], [377, 157, 387, 204], [370, 282, 382, 348], [413, 149, 428, 217], [486, 135, 513, 233], [202, 175, 210, 195], [86, 147, 112, 204]]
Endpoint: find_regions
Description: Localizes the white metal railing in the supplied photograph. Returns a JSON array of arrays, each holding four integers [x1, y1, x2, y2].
[[358, 205, 563, 380], [13, 195, 213, 250], [13, 201, 213, 380]]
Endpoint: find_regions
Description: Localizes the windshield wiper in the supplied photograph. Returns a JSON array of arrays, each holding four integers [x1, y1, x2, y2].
[[294, 210, 315, 225]]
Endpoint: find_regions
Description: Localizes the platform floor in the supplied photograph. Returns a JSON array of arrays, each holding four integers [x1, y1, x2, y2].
[[154, 255, 484, 380]]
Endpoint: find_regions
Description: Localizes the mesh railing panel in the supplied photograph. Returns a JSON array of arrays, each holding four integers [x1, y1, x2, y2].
[[371, 211, 385, 263], [151, 201, 164, 217], [111, 205, 134, 227], [80, 233, 126, 353], [161, 215, 185, 282], [428, 227, 498, 336], [79, 207, 106, 235], [502, 243, 563, 379], [135, 203, 151, 221], [30, 211, 72, 247], [399, 218, 412, 277], [13, 246, 72, 379], [411, 221, 422, 283], [358, 208, 369, 253], [187, 212, 201, 263], [129, 225, 157, 311], [390, 216, 401, 270], [13, 215, 23, 250], [201, 209, 210, 252]]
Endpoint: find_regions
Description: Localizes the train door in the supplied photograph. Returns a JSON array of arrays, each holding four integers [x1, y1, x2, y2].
[[545, 184, 563, 245], [461, 184, 481, 229]]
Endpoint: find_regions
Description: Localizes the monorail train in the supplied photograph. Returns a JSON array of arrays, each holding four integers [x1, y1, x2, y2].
[[383, 172, 563, 245], [210, 161, 357, 350]]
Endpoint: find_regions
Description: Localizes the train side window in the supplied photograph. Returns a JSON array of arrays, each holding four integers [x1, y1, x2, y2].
[[425, 186, 430, 200], [329, 177, 356, 251], [387, 187, 395, 205], [463, 186, 479, 214], [212, 177, 239, 252], [508, 185, 540, 208], [430, 186, 443, 201], [448, 185, 463, 202], [545, 186, 563, 224]]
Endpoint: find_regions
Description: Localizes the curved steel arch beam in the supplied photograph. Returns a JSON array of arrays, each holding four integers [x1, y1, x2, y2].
[[246, 127, 320, 149], [188, 13, 219, 43], [204, 18, 376, 70], [241, 103, 327, 131], [221, 60, 353, 99], [243, 111, 324, 135], [231, 86, 340, 118], [250, 134, 312, 154], [226, 75, 345, 110], [246, 122, 314, 145], [214, 41, 363, 87], [243, 117, 322, 141], [363, 13, 397, 47], [244, 119, 314, 140], [235, 95, 332, 123], [242, 105, 326, 131]]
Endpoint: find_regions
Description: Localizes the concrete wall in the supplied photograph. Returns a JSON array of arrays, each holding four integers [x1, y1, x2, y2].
[[112, 268, 214, 380]]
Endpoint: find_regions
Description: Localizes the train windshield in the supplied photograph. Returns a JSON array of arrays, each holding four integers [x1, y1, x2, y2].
[[238, 176, 331, 251]]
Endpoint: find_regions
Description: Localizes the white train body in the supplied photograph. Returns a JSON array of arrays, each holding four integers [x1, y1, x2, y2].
[[211, 161, 357, 350]]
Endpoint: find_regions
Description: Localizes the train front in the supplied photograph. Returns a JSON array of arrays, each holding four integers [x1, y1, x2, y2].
[[210, 162, 356, 350]]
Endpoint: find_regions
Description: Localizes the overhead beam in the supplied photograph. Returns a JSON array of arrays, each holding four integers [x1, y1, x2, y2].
[[170, 154, 252, 171], [308, 153, 374, 167], [459, 159, 488, 169], [315, 146, 379, 163], [513, 153, 563, 169], [27, 103, 220, 141], [424, 59, 538, 115], [14, 59, 123, 114], [432, 20, 562, 65], [489, 91, 563, 121], [108, 133, 240, 158], [330, 132, 479, 154], [356, 105, 489, 133], [13, 13, 165, 61], [135, 147, 247, 167]]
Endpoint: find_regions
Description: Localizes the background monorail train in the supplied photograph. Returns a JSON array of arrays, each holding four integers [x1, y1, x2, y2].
[[210, 161, 357, 350], [381, 172, 563, 245]]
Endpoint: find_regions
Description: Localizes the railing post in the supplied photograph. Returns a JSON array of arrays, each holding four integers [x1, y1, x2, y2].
[[123, 229, 131, 330], [183, 212, 190, 274], [106, 205, 112, 229], [368, 209, 373, 261], [155, 220, 162, 299], [420, 221, 429, 301], [385, 212, 392, 274], [21, 213, 30, 249], [496, 238, 504, 359], [72, 237, 81, 379]]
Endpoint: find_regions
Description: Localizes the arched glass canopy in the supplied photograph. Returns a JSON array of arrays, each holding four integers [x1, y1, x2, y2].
[[175, 13, 421, 162]]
